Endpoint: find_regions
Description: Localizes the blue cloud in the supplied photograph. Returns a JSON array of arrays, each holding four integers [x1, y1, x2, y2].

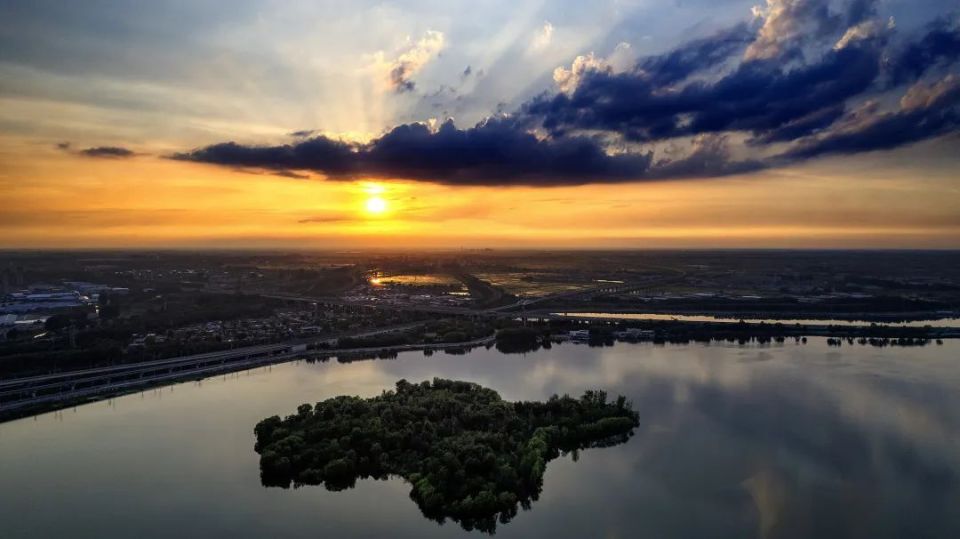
[[173, 1, 960, 185]]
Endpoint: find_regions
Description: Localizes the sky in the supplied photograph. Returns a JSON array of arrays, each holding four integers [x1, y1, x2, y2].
[[0, 0, 958, 249]]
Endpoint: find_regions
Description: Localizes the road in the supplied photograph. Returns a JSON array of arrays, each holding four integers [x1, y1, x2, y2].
[[0, 333, 495, 419], [0, 321, 427, 415]]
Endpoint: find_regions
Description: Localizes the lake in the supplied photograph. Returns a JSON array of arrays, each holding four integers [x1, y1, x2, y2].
[[2, 339, 959, 538]]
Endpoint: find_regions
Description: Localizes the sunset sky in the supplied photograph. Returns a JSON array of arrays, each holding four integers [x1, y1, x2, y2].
[[1, 0, 958, 249]]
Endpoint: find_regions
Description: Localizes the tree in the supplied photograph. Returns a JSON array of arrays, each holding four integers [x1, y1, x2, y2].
[[44, 314, 72, 332], [253, 378, 639, 533]]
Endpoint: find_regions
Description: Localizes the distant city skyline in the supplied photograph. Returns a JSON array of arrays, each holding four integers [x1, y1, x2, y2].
[[1, 0, 958, 248]]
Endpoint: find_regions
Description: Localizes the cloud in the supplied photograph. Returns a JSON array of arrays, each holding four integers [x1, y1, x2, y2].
[[273, 170, 311, 179], [552, 52, 610, 94], [298, 214, 355, 224], [175, 0, 960, 186], [888, 16, 960, 86], [748, 104, 847, 144], [636, 25, 753, 87], [745, 0, 849, 60], [371, 30, 446, 94], [79, 146, 137, 158], [646, 135, 767, 179], [527, 39, 882, 143], [834, 17, 893, 50], [781, 75, 960, 159], [530, 22, 554, 52], [177, 118, 662, 186], [901, 73, 960, 110], [552, 42, 638, 95], [179, 137, 355, 173], [288, 129, 316, 138]]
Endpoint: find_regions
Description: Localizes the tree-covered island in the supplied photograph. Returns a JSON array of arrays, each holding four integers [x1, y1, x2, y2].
[[254, 378, 639, 533]]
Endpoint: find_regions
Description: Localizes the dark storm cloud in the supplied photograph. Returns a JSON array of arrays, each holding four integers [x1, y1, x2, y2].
[[174, 0, 960, 186], [180, 137, 356, 174], [782, 75, 960, 159], [646, 136, 768, 179], [749, 104, 848, 144], [177, 119, 663, 185], [888, 16, 960, 86], [845, 0, 878, 25], [79, 146, 136, 158], [273, 170, 311, 179], [634, 24, 754, 87], [523, 32, 883, 143], [362, 119, 657, 184]]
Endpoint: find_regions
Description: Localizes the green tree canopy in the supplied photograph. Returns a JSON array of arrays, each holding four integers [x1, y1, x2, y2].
[[254, 378, 639, 533]]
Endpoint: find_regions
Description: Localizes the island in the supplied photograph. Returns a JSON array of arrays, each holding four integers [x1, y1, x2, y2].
[[254, 378, 640, 533]]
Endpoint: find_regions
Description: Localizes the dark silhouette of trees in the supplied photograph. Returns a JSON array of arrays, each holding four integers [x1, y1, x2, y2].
[[494, 327, 542, 354], [97, 292, 121, 320], [254, 378, 639, 533], [44, 314, 72, 332]]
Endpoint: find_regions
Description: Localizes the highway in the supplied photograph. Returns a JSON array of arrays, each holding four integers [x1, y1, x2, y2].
[[0, 351, 304, 416], [0, 322, 427, 417], [0, 344, 290, 390], [0, 321, 424, 389], [0, 334, 495, 418]]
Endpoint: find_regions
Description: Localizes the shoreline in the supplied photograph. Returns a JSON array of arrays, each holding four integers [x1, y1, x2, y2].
[[0, 336, 495, 424], [538, 308, 960, 325]]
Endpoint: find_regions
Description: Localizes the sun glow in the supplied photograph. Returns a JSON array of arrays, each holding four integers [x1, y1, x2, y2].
[[362, 182, 386, 195], [365, 196, 388, 214]]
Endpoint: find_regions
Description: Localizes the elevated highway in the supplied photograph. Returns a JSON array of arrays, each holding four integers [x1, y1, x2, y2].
[[0, 322, 426, 418]]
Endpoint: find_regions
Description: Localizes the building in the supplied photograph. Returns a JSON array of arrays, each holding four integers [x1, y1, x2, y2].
[[614, 328, 655, 340]]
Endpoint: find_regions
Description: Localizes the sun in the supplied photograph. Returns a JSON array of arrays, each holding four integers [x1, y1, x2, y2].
[[365, 196, 388, 214]]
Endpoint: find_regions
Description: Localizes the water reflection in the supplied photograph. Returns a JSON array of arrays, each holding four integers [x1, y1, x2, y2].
[[1, 339, 959, 538]]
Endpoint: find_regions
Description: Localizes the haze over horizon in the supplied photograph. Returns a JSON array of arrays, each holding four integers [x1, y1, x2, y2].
[[1, 0, 958, 249]]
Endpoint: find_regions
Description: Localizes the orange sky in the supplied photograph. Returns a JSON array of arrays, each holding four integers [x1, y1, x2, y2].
[[1, 0, 958, 250], [1, 133, 958, 249]]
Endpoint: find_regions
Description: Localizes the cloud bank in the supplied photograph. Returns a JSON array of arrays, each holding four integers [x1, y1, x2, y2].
[[176, 0, 960, 186]]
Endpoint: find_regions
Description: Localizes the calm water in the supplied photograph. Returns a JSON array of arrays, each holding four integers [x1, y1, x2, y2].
[[2, 339, 960, 538], [555, 312, 960, 328]]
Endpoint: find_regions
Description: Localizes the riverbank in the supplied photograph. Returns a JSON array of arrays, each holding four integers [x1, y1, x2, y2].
[[0, 335, 495, 423], [540, 308, 960, 326]]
